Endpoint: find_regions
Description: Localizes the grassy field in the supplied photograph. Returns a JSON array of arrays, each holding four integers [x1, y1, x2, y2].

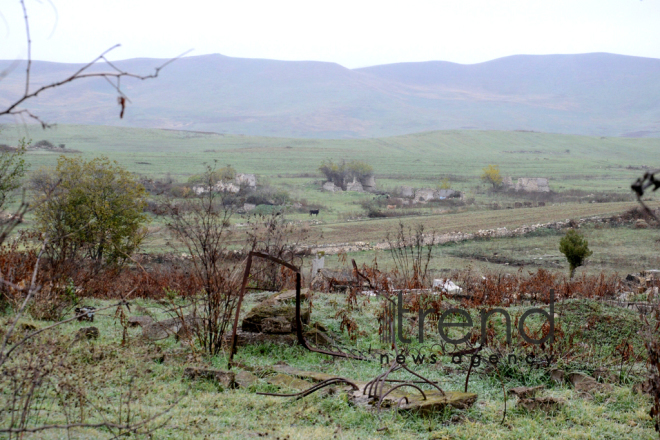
[[2, 123, 658, 276], [1, 124, 657, 191], [2, 294, 655, 439]]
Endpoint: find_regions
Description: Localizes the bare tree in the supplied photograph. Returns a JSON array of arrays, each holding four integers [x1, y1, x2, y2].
[[167, 165, 243, 356], [1, 0, 189, 127]]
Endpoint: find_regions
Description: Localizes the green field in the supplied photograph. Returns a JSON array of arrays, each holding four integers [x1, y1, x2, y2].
[[1, 124, 658, 275]]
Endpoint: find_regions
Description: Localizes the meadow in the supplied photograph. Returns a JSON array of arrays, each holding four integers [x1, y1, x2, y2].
[[1, 124, 660, 439]]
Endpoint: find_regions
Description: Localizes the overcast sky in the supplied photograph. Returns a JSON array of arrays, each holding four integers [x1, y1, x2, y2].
[[2, 0, 660, 68]]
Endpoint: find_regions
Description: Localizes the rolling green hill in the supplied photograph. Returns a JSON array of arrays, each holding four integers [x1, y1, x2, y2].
[[1, 53, 659, 138], [0, 124, 656, 193]]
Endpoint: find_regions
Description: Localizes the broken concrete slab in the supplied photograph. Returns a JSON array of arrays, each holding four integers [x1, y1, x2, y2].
[[303, 327, 334, 347], [142, 314, 201, 341], [183, 367, 235, 388], [568, 372, 612, 393], [272, 288, 309, 302], [225, 330, 297, 347], [517, 396, 563, 412], [508, 385, 544, 398], [267, 373, 313, 391], [235, 370, 260, 388], [549, 368, 565, 384], [270, 365, 338, 383], [261, 317, 292, 334]]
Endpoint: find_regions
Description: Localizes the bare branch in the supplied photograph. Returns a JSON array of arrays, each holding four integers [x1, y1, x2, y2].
[[1, 1, 192, 126]]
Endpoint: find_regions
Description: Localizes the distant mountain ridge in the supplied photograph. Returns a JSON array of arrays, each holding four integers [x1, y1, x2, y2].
[[0, 52, 658, 138]]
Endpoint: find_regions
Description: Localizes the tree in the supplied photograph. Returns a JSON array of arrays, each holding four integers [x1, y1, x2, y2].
[[167, 165, 240, 356], [319, 159, 373, 190], [481, 164, 503, 189], [559, 229, 593, 278], [0, 143, 28, 212], [1, 1, 185, 127], [33, 156, 148, 265]]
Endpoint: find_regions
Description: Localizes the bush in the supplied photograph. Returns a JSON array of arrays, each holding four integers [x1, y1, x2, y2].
[[559, 229, 593, 278], [481, 164, 502, 189], [32, 156, 148, 266], [318, 159, 373, 190]]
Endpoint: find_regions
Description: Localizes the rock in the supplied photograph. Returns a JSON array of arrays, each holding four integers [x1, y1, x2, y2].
[[517, 396, 563, 412], [183, 367, 235, 388], [635, 219, 649, 229], [568, 372, 611, 393], [235, 370, 260, 388], [508, 385, 544, 398], [303, 328, 334, 346], [142, 314, 201, 341], [225, 330, 297, 347], [76, 326, 99, 340], [267, 373, 313, 391], [241, 293, 310, 333], [273, 288, 309, 302], [261, 317, 292, 334], [128, 316, 154, 328], [549, 368, 565, 384]]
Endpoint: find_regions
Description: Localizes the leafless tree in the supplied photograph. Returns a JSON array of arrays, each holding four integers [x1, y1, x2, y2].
[[1, 0, 188, 128], [166, 165, 243, 356]]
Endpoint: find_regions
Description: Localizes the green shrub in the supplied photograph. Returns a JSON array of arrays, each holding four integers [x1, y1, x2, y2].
[[559, 229, 593, 278]]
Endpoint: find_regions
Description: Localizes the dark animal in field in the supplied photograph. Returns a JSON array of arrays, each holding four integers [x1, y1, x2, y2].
[[538, 201, 546, 207], [309, 209, 320, 216], [75, 307, 96, 322], [514, 202, 523, 208]]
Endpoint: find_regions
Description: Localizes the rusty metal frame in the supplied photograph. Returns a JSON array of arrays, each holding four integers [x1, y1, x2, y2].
[[228, 251, 370, 368]]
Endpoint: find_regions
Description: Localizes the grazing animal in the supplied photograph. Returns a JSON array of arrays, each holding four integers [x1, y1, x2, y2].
[[386, 205, 397, 210], [309, 209, 320, 216], [538, 201, 546, 207], [75, 307, 96, 322]]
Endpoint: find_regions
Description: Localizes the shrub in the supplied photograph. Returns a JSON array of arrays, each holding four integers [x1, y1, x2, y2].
[[559, 229, 593, 278], [32, 156, 148, 266], [318, 159, 373, 190], [481, 164, 502, 189]]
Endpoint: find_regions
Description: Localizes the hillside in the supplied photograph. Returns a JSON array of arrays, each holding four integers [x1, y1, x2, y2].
[[1, 53, 659, 138]]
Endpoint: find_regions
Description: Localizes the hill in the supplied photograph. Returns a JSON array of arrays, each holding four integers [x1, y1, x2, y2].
[[1, 53, 659, 138]]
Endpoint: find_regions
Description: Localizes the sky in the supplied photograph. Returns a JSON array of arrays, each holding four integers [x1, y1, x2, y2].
[[2, 0, 660, 68]]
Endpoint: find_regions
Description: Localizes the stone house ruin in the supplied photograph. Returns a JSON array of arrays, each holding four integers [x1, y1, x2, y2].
[[322, 174, 376, 193], [192, 173, 257, 195], [503, 177, 550, 193], [412, 188, 460, 203]]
